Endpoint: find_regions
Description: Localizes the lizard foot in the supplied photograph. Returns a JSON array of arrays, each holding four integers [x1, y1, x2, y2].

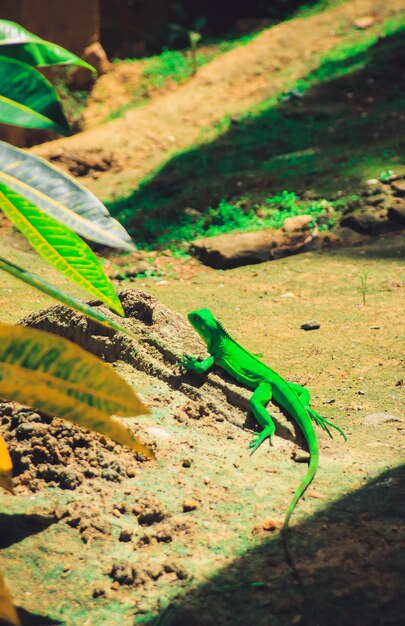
[[248, 427, 274, 455], [177, 354, 200, 372], [308, 408, 347, 441]]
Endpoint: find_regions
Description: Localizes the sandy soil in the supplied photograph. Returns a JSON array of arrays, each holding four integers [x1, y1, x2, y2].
[[1, 232, 404, 625]]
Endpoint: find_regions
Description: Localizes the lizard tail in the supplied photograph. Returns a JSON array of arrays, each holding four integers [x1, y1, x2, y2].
[[282, 439, 319, 580]]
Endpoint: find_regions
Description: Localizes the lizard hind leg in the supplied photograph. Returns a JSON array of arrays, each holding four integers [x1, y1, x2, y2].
[[307, 407, 347, 441], [248, 382, 276, 455], [288, 382, 347, 441]]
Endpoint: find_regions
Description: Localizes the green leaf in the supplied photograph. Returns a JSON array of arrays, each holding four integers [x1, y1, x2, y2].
[[0, 181, 125, 316], [0, 324, 153, 459], [0, 256, 133, 337], [0, 141, 135, 251], [0, 55, 70, 134], [0, 20, 94, 71]]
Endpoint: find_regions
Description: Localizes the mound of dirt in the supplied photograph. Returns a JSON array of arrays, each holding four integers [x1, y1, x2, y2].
[[1, 290, 302, 494], [19, 289, 298, 437]]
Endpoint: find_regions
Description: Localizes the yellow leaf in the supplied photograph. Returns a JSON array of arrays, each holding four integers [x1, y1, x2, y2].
[[0, 324, 154, 459], [0, 573, 20, 626], [0, 433, 13, 493]]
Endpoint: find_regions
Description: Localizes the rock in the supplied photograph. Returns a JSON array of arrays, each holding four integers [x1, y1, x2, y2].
[[300, 321, 320, 331], [190, 230, 282, 269], [354, 16, 375, 29], [363, 413, 403, 426], [69, 42, 111, 90], [15, 422, 48, 440], [190, 224, 343, 269], [367, 195, 385, 207], [340, 213, 403, 235], [270, 234, 318, 259], [183, 498, 198, 512], [292, 450, 311, 463], [388, 199, 405, 225], [391, 179, 405, 197], [332, 227, 367, 245], [283, 215, 312, 232], [262, 518, 282, 531]]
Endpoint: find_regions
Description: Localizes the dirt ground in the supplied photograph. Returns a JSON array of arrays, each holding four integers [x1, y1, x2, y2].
[[31, 0, 405, 202], [1, 232, 404, 626], [1, 1, 405, 624]]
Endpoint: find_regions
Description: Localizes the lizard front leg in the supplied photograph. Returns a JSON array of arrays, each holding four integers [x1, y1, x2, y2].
[[288, 382, 346, 440], [248, 381, 276, 454], [178, 354, 214, 374]]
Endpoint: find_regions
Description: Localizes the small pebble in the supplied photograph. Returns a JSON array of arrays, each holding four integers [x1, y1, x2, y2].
[[182, 458, 192, 468], [262, 519, 282, 531], [363, 413, 403, 426], [300, 320, 321, 331], [203, 476, 211, 485], [292, 450, 310, 463], [183, 498, 198, 512], [307, 491, 326, 500]]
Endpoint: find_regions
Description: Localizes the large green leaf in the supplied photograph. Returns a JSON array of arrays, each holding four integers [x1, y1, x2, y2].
[[0, 55, 70, 134], [0, 256, 133, 337], [0, 324, 153, 459], [0, 180, 125, 316], [0, 20, 95, 71], [0, 141, 135, 251]]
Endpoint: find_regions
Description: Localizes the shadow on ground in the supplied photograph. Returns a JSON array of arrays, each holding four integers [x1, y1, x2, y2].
[[107, 31, 405, 248], [148, 464, 405, 626], [330, 231, 405, 260], [0, 513, 56, 550], [16, 609, 62, 626]]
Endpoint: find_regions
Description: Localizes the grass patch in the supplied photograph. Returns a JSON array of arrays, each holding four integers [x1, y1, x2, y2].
[[106, 33, 257, 121], [117, 191, 338, 251], [106, 17, 405, 249]]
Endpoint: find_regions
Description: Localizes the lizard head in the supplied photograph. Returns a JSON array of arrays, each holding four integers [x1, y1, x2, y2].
[[188, 309, 221, 346]]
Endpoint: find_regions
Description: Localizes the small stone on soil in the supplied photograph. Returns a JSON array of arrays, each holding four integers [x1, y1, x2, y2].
[[292, 450, 310, 463], [262, 519, 282, 531], [363, 413, 403, 426], [300, 320, 321, 330], [183, 498, 199, 512]]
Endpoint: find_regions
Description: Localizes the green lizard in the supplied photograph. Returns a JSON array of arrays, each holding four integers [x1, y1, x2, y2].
[[178, 308, 346, 573]]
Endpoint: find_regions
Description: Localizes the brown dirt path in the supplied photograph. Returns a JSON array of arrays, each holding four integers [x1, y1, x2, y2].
[[32, 0, 405, 200]]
